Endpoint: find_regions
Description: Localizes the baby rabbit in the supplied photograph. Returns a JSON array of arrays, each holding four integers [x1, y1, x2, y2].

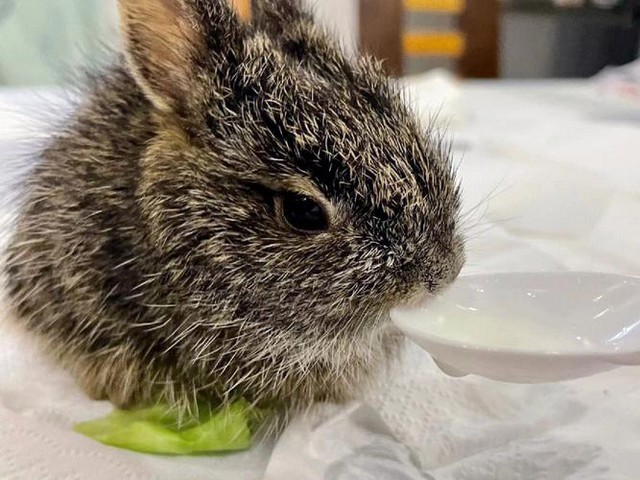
[[4, 0, 464, 413]]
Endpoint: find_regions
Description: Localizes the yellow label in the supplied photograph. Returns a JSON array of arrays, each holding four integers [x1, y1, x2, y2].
[[405, 0, 466, 13], [403, 32, 466, 57]]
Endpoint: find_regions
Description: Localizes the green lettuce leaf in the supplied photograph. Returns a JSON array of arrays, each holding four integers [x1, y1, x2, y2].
[[74, 399, 262, 455]]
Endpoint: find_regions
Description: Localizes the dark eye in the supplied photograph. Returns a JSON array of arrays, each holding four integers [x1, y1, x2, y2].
[[280, 192, 329, 233]]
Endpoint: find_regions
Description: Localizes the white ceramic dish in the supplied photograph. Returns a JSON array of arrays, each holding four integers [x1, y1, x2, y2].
[[391, 272, 640, 383]]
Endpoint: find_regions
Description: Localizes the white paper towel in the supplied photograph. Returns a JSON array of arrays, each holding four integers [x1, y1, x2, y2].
[[1, 79, 639, 480]]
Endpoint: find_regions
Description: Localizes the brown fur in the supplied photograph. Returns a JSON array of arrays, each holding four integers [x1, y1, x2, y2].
[[4, 0, 464, 415]]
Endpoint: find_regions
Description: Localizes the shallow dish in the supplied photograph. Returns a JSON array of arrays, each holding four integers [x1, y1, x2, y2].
[[391, 272, 640, 383]]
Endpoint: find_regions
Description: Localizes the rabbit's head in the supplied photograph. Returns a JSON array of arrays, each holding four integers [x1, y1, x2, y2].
[[118, 0, 464, 406]]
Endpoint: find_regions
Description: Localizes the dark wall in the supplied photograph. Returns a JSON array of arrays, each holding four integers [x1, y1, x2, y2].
[[502, 1, 640, 78]]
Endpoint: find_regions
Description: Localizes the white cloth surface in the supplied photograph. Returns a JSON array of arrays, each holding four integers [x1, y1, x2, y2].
[[594, 58, 640, 106], [1, 77, 639, 479]]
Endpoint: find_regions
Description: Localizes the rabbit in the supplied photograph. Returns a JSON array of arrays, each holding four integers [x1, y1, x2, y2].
[[3, 0, 464, 415]]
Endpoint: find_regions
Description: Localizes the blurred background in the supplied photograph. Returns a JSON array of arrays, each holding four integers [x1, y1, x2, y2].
[[0, 0, 119, 86], [0, 0, 639, 86], [0, 5, 639, 478]]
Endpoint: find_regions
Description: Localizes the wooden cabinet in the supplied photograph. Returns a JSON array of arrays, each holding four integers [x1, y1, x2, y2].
[[359, 0, 501, 77]]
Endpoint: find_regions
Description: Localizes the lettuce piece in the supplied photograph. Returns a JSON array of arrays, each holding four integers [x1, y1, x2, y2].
[[74, 400, 261, 455]]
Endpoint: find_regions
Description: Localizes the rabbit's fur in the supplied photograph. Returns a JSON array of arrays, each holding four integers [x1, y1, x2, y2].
[[4, 0, 464, 413]]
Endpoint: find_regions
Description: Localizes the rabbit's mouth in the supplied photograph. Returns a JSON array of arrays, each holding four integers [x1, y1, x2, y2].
[[397, 289, 437, 309]]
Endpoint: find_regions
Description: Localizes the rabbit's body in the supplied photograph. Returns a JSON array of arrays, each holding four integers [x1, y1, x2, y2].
[[5, 0, 464, 413]]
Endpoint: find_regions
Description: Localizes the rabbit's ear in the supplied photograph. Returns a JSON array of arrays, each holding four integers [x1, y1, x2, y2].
[[252, 0, 350, 78], [118, 0, 244, 112]]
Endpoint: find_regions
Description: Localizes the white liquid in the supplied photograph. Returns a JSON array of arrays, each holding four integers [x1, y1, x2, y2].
[[426, 305, 594, 352]]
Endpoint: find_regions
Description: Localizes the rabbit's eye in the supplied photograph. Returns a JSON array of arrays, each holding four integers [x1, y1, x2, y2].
[[280, 192, 328, 233]]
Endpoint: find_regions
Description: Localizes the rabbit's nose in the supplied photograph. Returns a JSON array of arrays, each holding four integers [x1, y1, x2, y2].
[[433, 254, 464, 291], [411, 242, 464, 294]]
